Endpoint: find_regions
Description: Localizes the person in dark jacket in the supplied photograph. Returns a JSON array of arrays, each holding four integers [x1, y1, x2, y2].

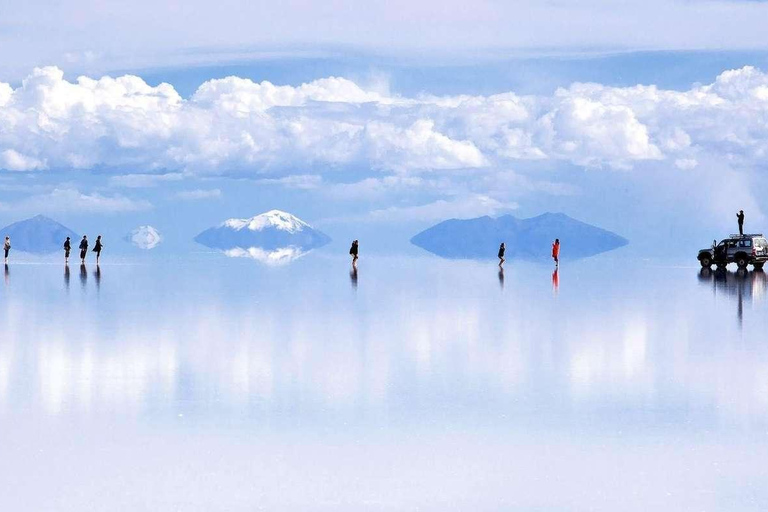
[[3, 236, 10, 263], [79, 235, 88, 264], [93, 235, 103, 264], [737, 210, 745, 236], [64, 237, 71, 263], [349, 240, 359, 266], [498, 242, 505, 267]]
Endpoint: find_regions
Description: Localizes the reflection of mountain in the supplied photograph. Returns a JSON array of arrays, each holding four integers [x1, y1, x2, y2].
[[126, 225, 162, 249], [223, 246, 309, 265], [194, 210, 330, 263], [411, 212, 627, 260], [698, 268, 766, 325], [0, 215, 79, 253]]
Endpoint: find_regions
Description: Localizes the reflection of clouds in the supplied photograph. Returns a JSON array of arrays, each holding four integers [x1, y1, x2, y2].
[[569, 319, 651, 396], [223, 246, 308, 265], [2, 273, 768, 425]]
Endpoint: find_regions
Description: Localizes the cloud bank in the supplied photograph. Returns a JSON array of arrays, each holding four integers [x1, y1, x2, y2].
[[2, 65, 768, 178]]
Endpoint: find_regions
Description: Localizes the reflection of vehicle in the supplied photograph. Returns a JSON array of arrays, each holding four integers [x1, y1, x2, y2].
[[698, 267, 767, 326], [698, 234, 768, 269]]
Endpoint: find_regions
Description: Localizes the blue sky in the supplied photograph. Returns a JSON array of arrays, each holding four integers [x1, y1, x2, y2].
[[2, 1, 768, 255]]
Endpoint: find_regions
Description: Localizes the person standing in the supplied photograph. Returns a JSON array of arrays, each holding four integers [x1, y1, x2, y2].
[[737, 210, 745, 236], [3, 236, 10, 263], [93, 235, 103, 265], [79, 235, 88, 264], [552, 238, 560, 266], [498, 242, 505, 267], [64, 236, 72, 263], [349, 240, 359, 266]]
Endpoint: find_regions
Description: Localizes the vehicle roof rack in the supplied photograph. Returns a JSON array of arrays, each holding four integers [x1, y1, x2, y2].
[[729, 233, 764, 238]]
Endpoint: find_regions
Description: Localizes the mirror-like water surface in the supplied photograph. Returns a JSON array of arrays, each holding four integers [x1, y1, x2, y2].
[[1, 255, 767, 511]]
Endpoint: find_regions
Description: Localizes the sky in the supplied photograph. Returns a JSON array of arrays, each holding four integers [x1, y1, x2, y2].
[[2, 0, 768, 255]]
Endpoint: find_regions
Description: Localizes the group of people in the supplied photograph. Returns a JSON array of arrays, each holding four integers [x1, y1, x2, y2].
[[497, 239, 560, 267], [347, 238, 562, 268], [2, 234, 103, 264]]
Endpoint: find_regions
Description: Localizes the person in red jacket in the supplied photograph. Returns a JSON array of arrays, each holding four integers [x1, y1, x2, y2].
[[552, 238, 560, 266]]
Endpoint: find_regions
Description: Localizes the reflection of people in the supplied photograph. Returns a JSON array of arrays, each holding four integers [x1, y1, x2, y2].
[[498, 242, 505, 267], [552, 267, 559, 293], [79, 235, 88, 263], [79, 263, 87, 289], [94, 265, 101, 291], [350, 266, 358, 289], [64, 237, 71, 263], [498, 267, 504, 289], [3, 236, 10, 263], [737, 210, 745, 236], [64, 264, 70, 290], [4, 263, 8, 285], [349, 240, 359, 266], [552, 238, 560, 266], [93, 235, 103, 264]]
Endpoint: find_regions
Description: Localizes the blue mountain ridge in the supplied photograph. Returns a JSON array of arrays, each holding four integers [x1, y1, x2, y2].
[[0, 215, 80, 254], [410, 212, 628, 260]]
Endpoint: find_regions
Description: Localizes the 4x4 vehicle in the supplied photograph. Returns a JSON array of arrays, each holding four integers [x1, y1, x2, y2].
[[698, 234, 768, 269]]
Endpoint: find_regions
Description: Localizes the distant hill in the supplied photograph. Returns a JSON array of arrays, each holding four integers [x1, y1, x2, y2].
[[194, 210, 331, 263], [411, 212, 628, 260], [0, 215, 79, 254]]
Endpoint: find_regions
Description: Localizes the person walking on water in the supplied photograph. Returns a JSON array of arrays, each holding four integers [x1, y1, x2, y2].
[[552, 238, 560, 266], [3, 236, 10, 263], [349, 240, 359, 266], [64, 237, 71, 263], [93, 235, 103, 265], [79, 235, 88, 264], [737, 210, 745, 236], [498, 242, 505, 267]]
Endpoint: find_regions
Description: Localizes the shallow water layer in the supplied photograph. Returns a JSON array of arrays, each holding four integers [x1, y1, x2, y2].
[[0, 254, 767, 511]]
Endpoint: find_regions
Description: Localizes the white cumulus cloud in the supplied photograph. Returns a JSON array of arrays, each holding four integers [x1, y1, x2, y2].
[[2, 65, 768, 178]]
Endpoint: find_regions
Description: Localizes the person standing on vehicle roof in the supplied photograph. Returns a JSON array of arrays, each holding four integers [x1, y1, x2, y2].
[[737, 210, 745, 236]]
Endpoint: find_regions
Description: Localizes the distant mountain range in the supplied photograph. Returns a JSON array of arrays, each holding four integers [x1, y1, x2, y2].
[[194, 210, 331, 263], [0, 215, 79, 253], [411, 212, 628, 260]]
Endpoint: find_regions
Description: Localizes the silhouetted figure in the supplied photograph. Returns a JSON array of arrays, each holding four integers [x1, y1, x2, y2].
[[79, 235, 88, 263], [498, 242, 505, 267], [64, 264, 70, 291], [737, 210, 745, 236], [498, 267, 504, 289], [94, 265, 101, 291], [79, 263, 87, 289], [64, 237, 71, 263], [552, 238, 560, 266], [350, 266, 358, 289], [93, 235, 103, 264], [3, 236, 10, 263], [349, 240, 359, 266]]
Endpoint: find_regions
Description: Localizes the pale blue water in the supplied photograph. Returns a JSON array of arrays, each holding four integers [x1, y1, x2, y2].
[[1, 253, 767, 511]]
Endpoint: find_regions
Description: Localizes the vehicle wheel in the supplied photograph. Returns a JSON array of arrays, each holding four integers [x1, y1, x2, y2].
[[755, 263, 764, 271], [737, 256, 748, 269], [699, 256, 712, 268]]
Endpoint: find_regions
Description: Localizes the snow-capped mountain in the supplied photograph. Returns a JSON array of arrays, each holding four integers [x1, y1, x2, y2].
[[126, 225, 163, 250], [411, 212, 627, 260], [0, 215, 79, 253], [222, 210, 310, 234], [194, 210, 331, 260]]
